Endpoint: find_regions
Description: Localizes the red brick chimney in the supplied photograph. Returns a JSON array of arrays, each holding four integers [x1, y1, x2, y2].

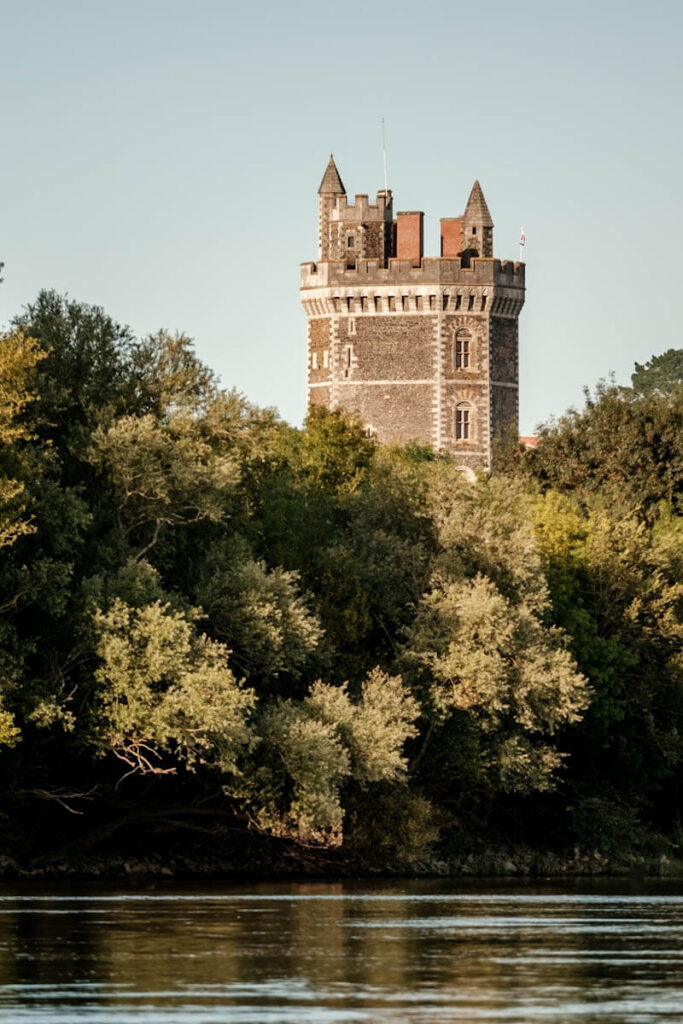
[[440, 217, 463, 258], [396, 211, 424, 267]]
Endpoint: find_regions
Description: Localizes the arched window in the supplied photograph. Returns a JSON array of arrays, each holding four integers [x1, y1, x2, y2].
[[455, 403, 472, 441], [454, 329, 471, 369]]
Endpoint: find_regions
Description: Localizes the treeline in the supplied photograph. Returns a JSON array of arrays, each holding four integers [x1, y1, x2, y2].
[[0, 291, 682, 870]]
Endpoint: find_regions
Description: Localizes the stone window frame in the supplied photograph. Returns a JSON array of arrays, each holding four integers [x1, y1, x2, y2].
[[311, 351, 318, 370], [342, 225, 364, 260], [453, 328, 474, 372], [455, 401, 474, 442]]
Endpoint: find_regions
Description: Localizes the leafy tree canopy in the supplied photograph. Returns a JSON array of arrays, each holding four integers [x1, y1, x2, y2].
[[631, 348, 683, 398]]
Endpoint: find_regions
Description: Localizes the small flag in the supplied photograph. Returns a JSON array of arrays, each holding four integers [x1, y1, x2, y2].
[[520, 227, 526, 247]]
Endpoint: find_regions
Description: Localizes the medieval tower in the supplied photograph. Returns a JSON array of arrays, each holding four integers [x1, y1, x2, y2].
[[300, 155, 525, 472]]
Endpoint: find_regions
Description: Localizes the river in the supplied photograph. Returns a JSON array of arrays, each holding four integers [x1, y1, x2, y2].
[[1, 879, 682, 1022]]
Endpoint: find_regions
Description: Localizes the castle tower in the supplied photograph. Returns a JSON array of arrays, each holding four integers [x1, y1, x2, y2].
[[302, 157, 525, 472]]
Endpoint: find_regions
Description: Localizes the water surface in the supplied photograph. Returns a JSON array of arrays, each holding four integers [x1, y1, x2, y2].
[[1, 879, 682, 1022]]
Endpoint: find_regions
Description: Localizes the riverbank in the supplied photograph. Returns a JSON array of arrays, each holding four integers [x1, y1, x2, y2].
[[2, 841, 683, 882]]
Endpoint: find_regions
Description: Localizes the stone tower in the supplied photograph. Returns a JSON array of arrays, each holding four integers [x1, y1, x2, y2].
[[301, 156, 525, 472]]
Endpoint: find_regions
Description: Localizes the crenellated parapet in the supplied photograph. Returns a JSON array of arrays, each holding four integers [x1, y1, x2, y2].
[[301, 257, 525, 290], [328, 191, 393, 223]]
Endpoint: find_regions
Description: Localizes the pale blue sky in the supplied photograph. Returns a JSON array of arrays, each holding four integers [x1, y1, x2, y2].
[[2, 0, 681, 432]]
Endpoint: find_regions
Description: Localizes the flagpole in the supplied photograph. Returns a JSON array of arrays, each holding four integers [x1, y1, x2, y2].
[[381, 118, 388, 193], [519, 225, 525, 263]]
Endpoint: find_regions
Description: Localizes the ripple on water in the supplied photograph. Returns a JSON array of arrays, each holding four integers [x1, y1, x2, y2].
[[1, 884, 683, 1022]]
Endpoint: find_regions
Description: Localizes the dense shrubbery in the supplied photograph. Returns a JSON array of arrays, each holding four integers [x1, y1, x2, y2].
[[0, 291, 681, 867]]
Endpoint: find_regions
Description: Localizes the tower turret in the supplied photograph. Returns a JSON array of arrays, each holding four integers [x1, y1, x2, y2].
[[317, 155, 346, 261], [316, 154, 393, 265], [461, 180, 494, 259]]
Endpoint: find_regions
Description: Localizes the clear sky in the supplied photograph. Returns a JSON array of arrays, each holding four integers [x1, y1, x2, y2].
[[1, 0, 681, 433]]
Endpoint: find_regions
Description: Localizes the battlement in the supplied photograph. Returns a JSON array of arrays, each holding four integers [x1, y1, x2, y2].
[[329, 191, 393, 223], [300, 256, 525, 290]]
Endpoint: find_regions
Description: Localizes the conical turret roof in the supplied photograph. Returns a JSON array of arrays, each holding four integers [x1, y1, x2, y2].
[[464, 180, 493, 226], [318, 154, 346, 195]]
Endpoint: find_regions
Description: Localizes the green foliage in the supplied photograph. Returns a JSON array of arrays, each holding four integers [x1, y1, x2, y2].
[[533, 491, 683, 804], [631, 348, 683, 398], [0, 698, 20, 748], [89, 411, 240, 559], [91, 597, 255, 776], [345, 785, 441, 863], [308, 670, 420, 784], [194, 536, 322, 683], [286, 406, 376, 493], [13, 290, 135, 442], [244, 670, 419, 845], [399, 471, 589, 798], [426, 469, 548, 611], [404, 573, 588, 794], [569, 796, 653, 856], [521, 381, 683, 514], [0, 329, 46, 549], [128, 330, 218, 417], [1, 291, 681, 866]]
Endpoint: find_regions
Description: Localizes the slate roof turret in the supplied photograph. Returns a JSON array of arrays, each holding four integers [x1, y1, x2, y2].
[[318, 154, 346, 195], [464, 180, 493, 226]]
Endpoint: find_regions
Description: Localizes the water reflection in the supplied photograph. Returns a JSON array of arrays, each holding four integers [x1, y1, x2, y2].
[[0, 880, 682, 1021]]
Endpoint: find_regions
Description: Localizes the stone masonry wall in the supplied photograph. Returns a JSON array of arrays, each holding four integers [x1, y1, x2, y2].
[[327, 222, 387, 262], [490, 317, 518, 383], [333, 314, 435, 444], [337, 315, 433, 380], [340, 381, 434, 444], [309, 385, 331, 408], [308, 317, 332, 387], [490, 384, 518, 443], [489, 316, 519, 445]]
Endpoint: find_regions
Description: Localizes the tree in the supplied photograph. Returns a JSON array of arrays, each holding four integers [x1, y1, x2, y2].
[[402, 470, 589, 800], [242, 670, 419, 845], [0, 329, 46, 548], [404, 574, 589, 795], [194, 535, 323, 685], [89, 410, 241, 560], [91, 596, 255, 777], [520, 382, 683, 515], [0, 330, 48, 748], [127, 330, 218, 418], [533, 491, 683, 822], [631, 348, 683, 398], [13, 291, 135, 446], [286, 406, 376, 493]]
